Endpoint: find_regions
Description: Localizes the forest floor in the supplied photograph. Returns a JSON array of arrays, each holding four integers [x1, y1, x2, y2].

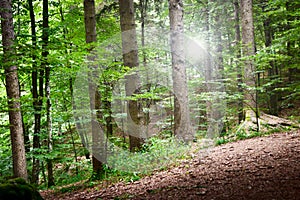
[[42, 128, 300, 200]]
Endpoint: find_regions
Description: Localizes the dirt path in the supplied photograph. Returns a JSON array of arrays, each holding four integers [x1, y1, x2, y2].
[[43, 130, 300, 200]]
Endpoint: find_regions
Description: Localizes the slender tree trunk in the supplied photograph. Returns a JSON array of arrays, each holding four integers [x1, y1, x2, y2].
[[68, 123, 79, 175], [0, 0, 28, 180], [234, 0, 244, 123], [28, 0, 42, 184], [240, 0, 259, 131], [23, 121, 30, 153], [40, 0, 54, 187], [103, 84, 113, 136], [84, 0, 105, 178], [168, 0, 193, 141], [118, 0, 144, 152], [139, 0, 151, 130], [139, 0, 148, 66]]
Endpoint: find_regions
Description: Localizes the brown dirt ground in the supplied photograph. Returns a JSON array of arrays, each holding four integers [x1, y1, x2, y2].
[[42, 129, 300, 200]]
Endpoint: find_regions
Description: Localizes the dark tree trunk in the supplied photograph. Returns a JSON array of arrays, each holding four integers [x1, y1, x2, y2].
[[28, 0, 42, 184], [42, 0, 55, 187], [0, 0, 28, 180]]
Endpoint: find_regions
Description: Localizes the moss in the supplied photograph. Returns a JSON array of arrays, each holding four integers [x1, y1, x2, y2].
[[0, 178, 44, 200]]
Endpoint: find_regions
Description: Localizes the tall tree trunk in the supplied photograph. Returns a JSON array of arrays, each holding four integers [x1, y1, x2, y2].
[[84, 0, 105, 178], [139, 0, 151, 130], [118, 0, 144, 152], [234, 0, 244, 123], [0, 0, 28, 180], [240, 0, 259, 131], [168, 0, 193, 141], [42, 0, 54, 187], [28, 0, 42, 184]]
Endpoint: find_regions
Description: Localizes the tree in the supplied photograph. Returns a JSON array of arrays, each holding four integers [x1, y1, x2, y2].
[[84, 0, 105, 177], [168, 0, 193, 141], [240, 0, 259, 131], [234, 0, 244, 123], [118, 0, 144, 151], [0, 0, 28, 180], [42, 0, 55, 187], [28, 0, 43, 184]]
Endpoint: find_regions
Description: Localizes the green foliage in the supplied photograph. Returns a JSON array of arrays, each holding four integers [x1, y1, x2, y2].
[[107, 136, 190, 174], [0, 124, 12, 178], [39, 156, 92, 190], [216, 137, 229, 146]]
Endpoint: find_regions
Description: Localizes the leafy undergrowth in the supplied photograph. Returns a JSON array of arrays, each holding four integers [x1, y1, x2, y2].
[[40, 136, 205, 195], [42, 129, 300, 200]]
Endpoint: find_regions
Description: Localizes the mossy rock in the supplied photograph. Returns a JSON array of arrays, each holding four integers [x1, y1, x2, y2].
[[0, 178, 44, 200]]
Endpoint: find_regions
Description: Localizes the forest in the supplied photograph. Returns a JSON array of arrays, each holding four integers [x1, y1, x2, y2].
[[0, 0, 299, 199]]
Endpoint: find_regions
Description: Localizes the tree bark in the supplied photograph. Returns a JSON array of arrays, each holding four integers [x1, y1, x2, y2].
[[41, 0, 55, 187], [119, 0, 144, 152], [28, 0, 43, 184], [240, 0, 259, 131], [234, 0, 244, 123], [0, 0, 28, 180], [168, 0, 193, 141], [84, 0, 105, 177]]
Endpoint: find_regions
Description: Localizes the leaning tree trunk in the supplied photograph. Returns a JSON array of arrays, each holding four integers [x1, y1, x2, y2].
[[84, 0, 105, 178], [168, 0, 193, 141], [119, 0, 144, 152], [240, 0, 259, 132], [0, 0, 28, 180]]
